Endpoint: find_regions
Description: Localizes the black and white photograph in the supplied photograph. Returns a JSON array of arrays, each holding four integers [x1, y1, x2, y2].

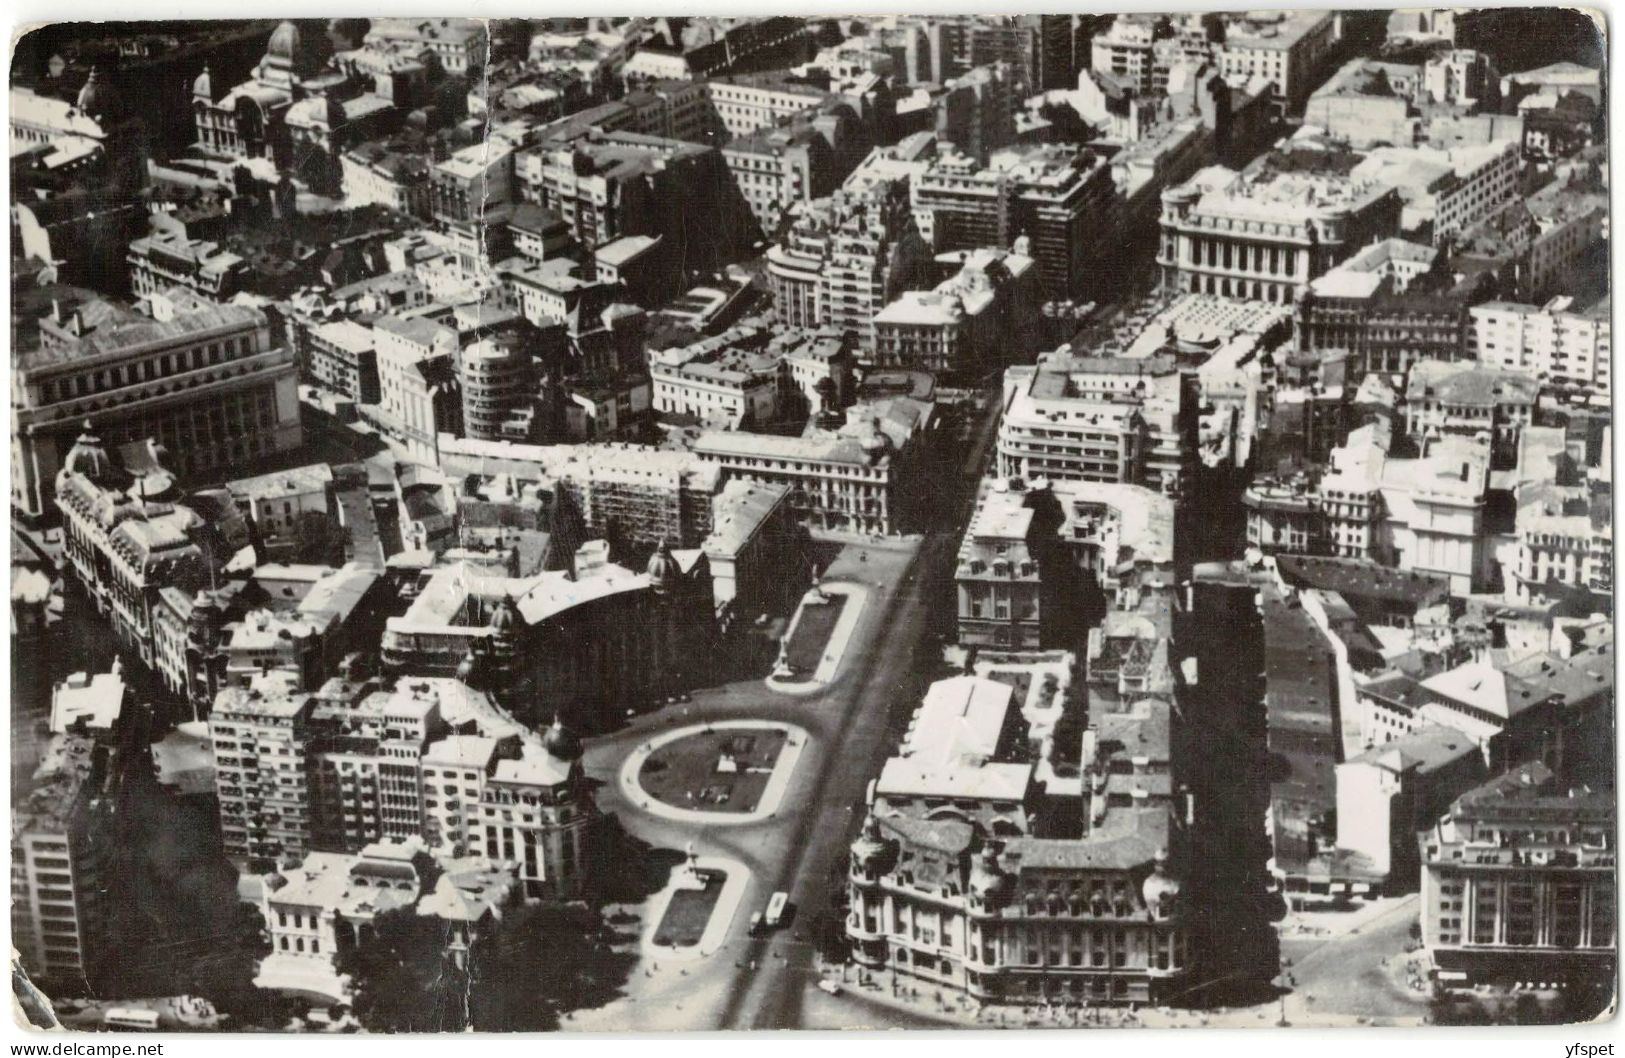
[[5, 6, 1616, 1040]]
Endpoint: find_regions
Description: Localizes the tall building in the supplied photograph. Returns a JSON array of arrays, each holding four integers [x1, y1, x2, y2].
[[1421, 762, 1615, 987], [933, 64, 1018, 164], [1215, 10, 1338, 112], [914, 146, 1115, 300], [11, 737, 112, 988], [903, 15, 1076, 92], [1090, 14, 1168, 94], [13, 300, 301, 517]]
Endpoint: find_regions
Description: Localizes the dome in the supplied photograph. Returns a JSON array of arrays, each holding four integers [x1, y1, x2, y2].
[[542, 716, 583, 762], [850, 814, 898, 875], [1140, 848, 1181, 918], [192, 64, 213, 100], [62, 425, 115, 484], [266, 20, 302, 64], [646, 537, 680, 594], [76, 68, 114, 118], [968, 844, 1014, 909]]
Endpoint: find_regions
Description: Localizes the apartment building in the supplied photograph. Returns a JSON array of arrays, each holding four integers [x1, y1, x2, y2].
[[1216, 10, 1337, 111], [1470, 297, 1611, 398], [11, 739, 111, 987], [914, 146, 1114, 300], [766, 177, 933, 341], [372, 314, 462, 462], [307, 319, 381, 405], [126, 228, 247, 304], [995, 352, 1196, 496]]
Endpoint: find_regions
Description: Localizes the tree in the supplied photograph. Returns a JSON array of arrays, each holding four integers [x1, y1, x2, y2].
[[467, 902, 638, 1031], [338, 908, 473, 1032]]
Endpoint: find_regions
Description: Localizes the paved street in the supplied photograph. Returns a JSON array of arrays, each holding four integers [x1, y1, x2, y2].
[[566, 386, 1004, 1031], [1278, 895, 1428, 1025], [565, 534, 940, 1030]]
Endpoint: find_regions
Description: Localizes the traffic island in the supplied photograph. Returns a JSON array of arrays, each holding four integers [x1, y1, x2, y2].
[[641, 852, 750, 962], [621, 721, 809, 826], [766, 581, 868, 696], [639, 726, 789, 815]]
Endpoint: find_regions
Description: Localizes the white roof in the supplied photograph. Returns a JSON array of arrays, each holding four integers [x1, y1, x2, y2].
[[50, 668, 125, 734], [902, 675, 1015, 768]]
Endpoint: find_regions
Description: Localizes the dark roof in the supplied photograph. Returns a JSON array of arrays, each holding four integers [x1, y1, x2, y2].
[[1275, 555, 1450, 607]]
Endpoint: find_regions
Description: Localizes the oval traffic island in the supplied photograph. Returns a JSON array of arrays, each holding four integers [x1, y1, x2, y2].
[[621, 720, 808, 825]]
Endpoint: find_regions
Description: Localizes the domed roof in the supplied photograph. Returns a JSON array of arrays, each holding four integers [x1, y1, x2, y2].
[[1141, 848, 1181, 918], [646, 537, 679, 593], [455, 647, 480, 684], [62, 425, 115, 484], [968, 844, 1014, 909], [542, 716, 583, 762], [76, 67, 114, 117], [192, 64, 213, 99], [266, 20, 303, 63], [850, 814, 898, 874]]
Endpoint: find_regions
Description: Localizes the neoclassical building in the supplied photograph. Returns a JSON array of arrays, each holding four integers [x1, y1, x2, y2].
[[1158, 165, 1402, 305]]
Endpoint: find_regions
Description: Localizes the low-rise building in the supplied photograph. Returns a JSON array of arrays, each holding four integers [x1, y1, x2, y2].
[[847, 666, 1190, 1006], [254, 837, 513, 1003], [227, 464, 335, 557], [701, 480, 803, 629], [1403, 359, 1539, 462], [872, 246, 1040, 374], [1334, 724, 1485, 883], [1158, 163, 1402, 305]]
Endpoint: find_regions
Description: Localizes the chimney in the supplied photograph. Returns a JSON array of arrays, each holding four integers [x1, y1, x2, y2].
[[1460, 462, 1469, 482]]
